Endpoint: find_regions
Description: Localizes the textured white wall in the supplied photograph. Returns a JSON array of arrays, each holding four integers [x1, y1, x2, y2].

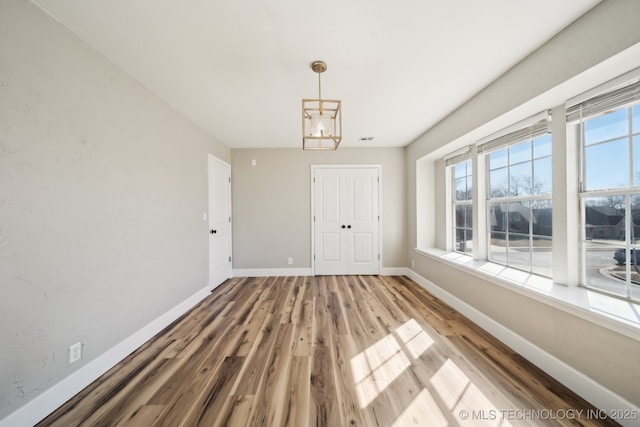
[[0, 0, 229, 418]]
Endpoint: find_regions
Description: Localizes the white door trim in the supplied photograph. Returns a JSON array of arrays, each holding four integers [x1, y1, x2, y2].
[[208, 154, 232, 288], [311, 164, 382, 275]]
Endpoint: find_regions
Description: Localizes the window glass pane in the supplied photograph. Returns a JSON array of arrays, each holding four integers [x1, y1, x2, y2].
[[634, 135, 640, 186], [489, 148, 507, 170], [454, 204, 473, 254], [489, 167, 508, 198], [632, 195, 640, 245], [532, 199, 552, 237], [489, 231, 507, 265], [584, 196, 625, 242], [455, 205, 466, 228], [453, 160, 472, 201], [454, 177, 467, 201], [584, 242, 627, 298], [633, 281, 640, 302], [455, 228, 466, 252], [507, 201, 530, 234], [633, 105, 640, 134], [454, 162, 466, 179], [462, 229, 473, 254], [585, 109, 629, 145], [506, 232, 530, 272], [584, 138, 629, 190], [488, 203, 506, 232], [533, 134, 552, 159], [509, 162, 532, 196], [531, 235, 552, 277], [509, 140, 531, 164], [465, 205, 473, 231], [533, 157, 552, 195]]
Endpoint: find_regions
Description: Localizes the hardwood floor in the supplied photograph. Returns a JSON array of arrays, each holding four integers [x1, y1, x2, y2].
[[38, 276, 618, 426]]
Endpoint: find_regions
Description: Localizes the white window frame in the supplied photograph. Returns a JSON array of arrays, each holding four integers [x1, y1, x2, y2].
[[570, 80, 640, 302], [479, 118, 553, 277], [449, 157, 474, 255]]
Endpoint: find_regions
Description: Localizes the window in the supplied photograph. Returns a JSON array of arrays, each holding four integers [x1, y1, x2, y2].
[[574, 82, 640, 301], [431, 73, 640, 310], [451, 159, 473, 254], [482, 124, 552, 277]]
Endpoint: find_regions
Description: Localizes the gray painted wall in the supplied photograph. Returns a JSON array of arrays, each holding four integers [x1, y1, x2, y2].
[[0, 0, 229, 418], [406, 0, 640, 407], [231, 148, 406, 270]]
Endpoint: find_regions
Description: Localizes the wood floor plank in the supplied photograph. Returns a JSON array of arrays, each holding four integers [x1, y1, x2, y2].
[[282, 356, 311, 427], [234, 314, 282, 395], [121, 404, 164, 426], [331, 333, 374, 427], [214, 394, 254, 427], [184, 355, 246, 427], [309, 344, 341, 427], [245, 322, 295, 427], [37, 276, 620, 427]]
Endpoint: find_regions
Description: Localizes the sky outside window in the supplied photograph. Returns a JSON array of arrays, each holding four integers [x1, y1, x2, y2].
[[584, 107, 639, 191]]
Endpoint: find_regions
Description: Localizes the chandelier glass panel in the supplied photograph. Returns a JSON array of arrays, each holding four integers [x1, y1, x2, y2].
[[302, 61, 342, 150]]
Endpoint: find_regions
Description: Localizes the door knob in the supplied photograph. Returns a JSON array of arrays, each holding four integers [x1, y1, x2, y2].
[[341, 225, 346, 229], [210, 229, 217, 234], [347, 225, 351, 229]]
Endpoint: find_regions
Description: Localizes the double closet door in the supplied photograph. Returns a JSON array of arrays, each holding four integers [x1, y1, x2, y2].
[[313, 166, 380, 275]]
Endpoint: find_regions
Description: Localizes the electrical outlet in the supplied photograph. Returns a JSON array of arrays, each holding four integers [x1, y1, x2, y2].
[[288, 257, 293, 265], [69, 341, 82, 364]]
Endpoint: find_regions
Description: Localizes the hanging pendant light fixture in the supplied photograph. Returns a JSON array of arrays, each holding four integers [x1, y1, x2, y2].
[[302, 61, 342, 150]]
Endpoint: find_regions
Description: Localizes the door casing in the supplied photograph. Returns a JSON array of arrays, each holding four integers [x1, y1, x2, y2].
[[311, 164, 382, 275], [208, 155, 232, 289]]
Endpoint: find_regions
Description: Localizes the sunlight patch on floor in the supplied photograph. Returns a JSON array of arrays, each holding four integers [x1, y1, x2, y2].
[[395, 318, 434, 359], [431, 359, 511, 426], [391, 388, 448, 427], [350, 334, 411, 408]]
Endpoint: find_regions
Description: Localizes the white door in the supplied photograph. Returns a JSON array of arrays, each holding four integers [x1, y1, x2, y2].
[[208, 155, 232, 289], [313, 167, 380, 275]]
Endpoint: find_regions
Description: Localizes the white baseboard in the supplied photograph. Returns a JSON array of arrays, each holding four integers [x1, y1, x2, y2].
[[381, 267, 410, 275], [232, 267, 408, 277], [405, 269, 640, 427], [232, 267, 312, 277], [0, 284, 213, 427]]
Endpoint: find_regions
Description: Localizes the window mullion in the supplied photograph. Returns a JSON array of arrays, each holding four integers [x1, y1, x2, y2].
[[473, 146, 486, 260]]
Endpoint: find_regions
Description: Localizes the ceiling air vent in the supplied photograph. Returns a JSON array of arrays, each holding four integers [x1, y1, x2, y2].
[[358, 137, 374, 142]]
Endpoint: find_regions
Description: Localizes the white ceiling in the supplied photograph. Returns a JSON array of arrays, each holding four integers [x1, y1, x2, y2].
[[31, 0, 600, 149]]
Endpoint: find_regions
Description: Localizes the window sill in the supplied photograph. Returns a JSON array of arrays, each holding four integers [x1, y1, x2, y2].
[[414, 247, 640, 341]]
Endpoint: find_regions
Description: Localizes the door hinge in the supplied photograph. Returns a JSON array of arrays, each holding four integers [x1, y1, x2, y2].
[[229, 216, 231, 222], [229, 256, 232, 262], [228, 177, 231, 183], [378, 254, 380, 260], [313, 177, 316, 183]]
